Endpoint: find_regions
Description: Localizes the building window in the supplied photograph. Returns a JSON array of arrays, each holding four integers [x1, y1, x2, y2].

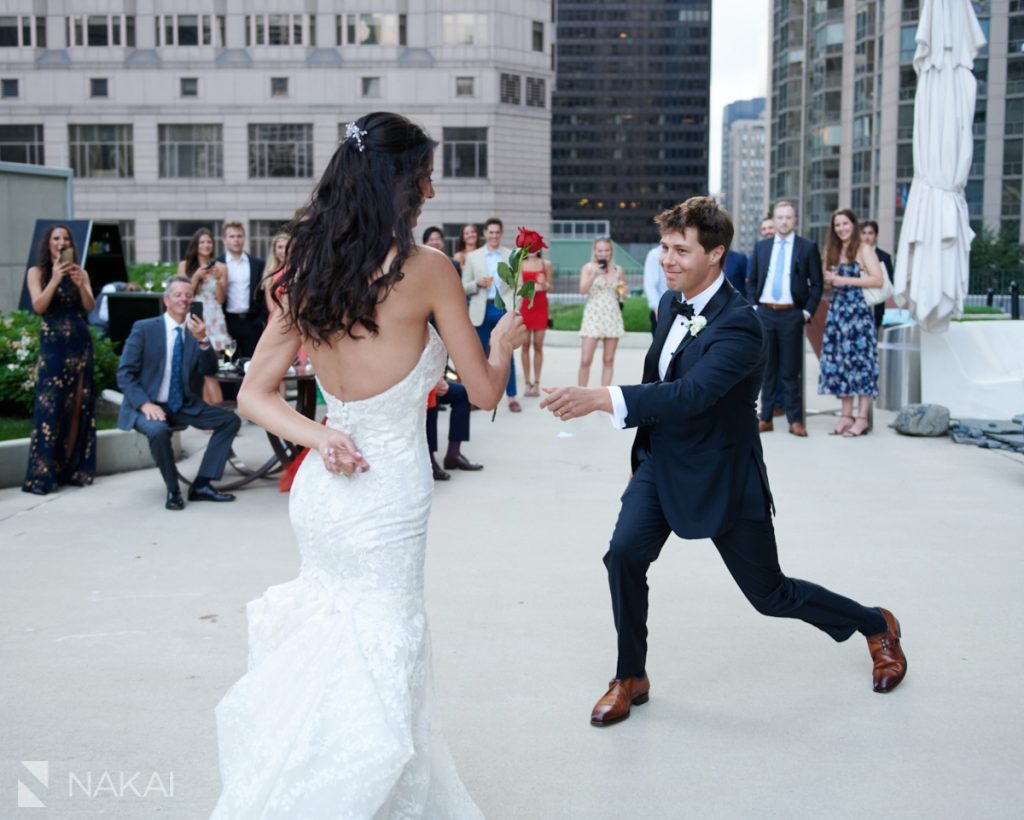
[[90, 78, 108, 98], [248, 124, 313, 178], [532, 21, 544, 52], [155, 15, 221, 47], [160, 220, 224, 266], [245, 14, 310, 46], [337, 14, 407, 46], [1, 78, 17, 98], [442, 14, 488, 46], [455, 77, 475, 97], [361, 76, 381, 97], [67, 15, 135, 47], [0, 124, 44, 164], [250, 219, 291, 261], [443, 127, 487, 179], [68, 124, 133, 178], [271, 77, 289, 97], [180, 77, 198, 97], [526, 77, 546, 108], [0, 15, 46, 47], [117, 220, 136, 264], [500, 73, 521, 105], [159, 124, 223, 178]]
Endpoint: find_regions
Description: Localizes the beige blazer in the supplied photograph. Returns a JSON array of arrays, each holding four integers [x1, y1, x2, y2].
[[462, 245, 513, 326]]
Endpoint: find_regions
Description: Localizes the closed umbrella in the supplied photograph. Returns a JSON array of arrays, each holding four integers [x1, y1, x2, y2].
[[893, 0, 986, 332]]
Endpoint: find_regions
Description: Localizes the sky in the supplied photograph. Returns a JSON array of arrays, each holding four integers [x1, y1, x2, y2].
[[707, 0, 770, 194]]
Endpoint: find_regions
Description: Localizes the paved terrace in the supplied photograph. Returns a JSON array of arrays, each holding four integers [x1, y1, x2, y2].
[[1, 336, 1022, 819]]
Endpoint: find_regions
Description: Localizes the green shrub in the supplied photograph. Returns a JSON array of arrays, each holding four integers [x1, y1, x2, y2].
[[551, 296, 650, 332], [126, 262, 178, 292]]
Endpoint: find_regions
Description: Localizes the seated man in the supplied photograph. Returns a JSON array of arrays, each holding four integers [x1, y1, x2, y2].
[[116, 274, 241, 510], [427, 378, 483, 480]]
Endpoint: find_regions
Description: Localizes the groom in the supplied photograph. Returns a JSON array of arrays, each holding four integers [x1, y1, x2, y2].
[[541, 197, 907, 726]]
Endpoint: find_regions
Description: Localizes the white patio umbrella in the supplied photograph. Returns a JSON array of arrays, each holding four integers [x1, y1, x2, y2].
[[893, 0, 986, 332]]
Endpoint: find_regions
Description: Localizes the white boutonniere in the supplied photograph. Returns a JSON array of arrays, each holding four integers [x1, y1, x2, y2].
[[688, 315, 708, 337]]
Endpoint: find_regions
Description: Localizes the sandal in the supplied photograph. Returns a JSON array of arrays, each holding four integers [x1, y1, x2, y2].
[[843, 416, 871, 437], [830, 415, 855, 436], [508, 398, 522, 413]]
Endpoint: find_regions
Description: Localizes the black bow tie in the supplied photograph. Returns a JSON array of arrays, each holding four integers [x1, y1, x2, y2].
[[670, 299, 694, 321]]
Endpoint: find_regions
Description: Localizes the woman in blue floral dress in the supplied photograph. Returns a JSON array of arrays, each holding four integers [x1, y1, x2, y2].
[[818, 209, 886, 437]]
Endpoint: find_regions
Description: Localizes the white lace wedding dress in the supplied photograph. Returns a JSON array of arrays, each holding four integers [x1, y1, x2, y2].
[[211, 325, 484, 819]]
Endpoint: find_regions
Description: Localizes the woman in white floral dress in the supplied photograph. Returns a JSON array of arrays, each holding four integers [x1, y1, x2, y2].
[[578, 237, 626, 386]]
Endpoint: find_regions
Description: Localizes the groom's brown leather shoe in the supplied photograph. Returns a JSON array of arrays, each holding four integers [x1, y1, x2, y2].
[[867, 608, 907, 693], [590, 674, 650, 726]]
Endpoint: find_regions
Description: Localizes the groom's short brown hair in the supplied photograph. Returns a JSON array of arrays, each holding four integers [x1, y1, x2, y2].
[[655, 197, 734, 256]]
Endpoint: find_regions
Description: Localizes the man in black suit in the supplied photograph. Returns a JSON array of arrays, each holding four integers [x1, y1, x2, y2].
[[747, 200, 822, 437], [117, 275, 241, 510], [860, 220, 895, 330], [221, 221, 267, 359], [542, 197, 906, 726]]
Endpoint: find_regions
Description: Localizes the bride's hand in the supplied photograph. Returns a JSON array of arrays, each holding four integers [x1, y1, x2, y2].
[[318, 430, 369, 476]]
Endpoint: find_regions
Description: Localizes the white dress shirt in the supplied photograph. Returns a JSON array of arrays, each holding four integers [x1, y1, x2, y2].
[[484, 248, 502, 298], [758, 234, 794, 306], [225, 252, 252, 314], [156, 312, 186, 403], [605, 273, 725, 428], [643, 246, 669, 311]]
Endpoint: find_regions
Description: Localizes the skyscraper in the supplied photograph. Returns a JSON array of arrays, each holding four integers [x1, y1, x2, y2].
[[552, 0, 712, 245], [721, 98, 767, 254]]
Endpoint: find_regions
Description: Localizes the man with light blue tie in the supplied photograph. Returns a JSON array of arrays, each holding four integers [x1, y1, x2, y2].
[[747, 200, 822, 437], [642, 245, 669, 335], [462, 218, 521, 411]]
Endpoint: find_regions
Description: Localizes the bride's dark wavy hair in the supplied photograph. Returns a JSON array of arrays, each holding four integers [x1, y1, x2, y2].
[[277, 112, 437, 343]]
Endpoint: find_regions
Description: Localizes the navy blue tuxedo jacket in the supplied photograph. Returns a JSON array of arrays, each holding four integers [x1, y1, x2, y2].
[[116, 316, 218, 430], [620, 282, 774, 539], [722, 250, 748, 294], [748, 234, 823, 317]]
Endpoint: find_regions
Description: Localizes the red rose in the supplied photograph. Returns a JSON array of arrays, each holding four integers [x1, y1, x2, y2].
[[515, 227, 548, 254]]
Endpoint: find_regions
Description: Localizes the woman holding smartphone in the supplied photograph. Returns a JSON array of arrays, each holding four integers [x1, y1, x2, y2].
[[577, 236, 626, 387], [179, 227, 230, 404], [23, 224, 97, 495]]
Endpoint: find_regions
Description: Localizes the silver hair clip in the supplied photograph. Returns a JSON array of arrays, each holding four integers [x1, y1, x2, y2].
[[344, 121, 368, 152]]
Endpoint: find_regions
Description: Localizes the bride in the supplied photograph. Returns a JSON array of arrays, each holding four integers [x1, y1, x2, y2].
[[211, 112, 526, 818]]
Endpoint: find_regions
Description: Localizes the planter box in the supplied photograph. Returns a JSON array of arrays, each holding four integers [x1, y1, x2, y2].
[[0, 428, 181, 490]]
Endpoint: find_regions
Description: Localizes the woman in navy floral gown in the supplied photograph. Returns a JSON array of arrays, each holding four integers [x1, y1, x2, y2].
[[817, 209, 886, 437], [22, 225, 97, 494]]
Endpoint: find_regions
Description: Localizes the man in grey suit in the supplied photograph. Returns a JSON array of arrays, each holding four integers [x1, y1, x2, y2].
[[117, 275, 241, 510], [461, 217, 521, 412]]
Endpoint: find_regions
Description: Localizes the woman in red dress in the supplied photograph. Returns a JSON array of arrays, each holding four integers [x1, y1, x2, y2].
[[519, 249, 551, 397]]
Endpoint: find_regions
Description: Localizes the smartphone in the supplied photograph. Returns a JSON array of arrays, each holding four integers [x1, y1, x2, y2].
[[190, 300, 204, 320], [205, 260, 216, 269], [598, 259, 609, 270], [60, 247, 75, 265]]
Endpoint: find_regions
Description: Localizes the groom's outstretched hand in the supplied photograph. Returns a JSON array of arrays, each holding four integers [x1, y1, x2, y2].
[[540, 386, 612, 421]]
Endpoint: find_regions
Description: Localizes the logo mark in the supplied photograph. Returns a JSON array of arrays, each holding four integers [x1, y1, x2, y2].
[[18, 761, 49, 808]]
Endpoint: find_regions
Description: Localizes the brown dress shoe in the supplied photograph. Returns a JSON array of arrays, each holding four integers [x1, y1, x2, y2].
[[590, 674, 650, 726], [867, 608, 907, 693], [758, 420, 774, 433], [788, 421, 808, 437], [443, 453, 483, 471]]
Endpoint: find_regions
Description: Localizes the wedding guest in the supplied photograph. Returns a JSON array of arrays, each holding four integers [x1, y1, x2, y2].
[[116, 275, 241, 510], [643, 245, 668, 335], [748, 200, 823, 437], [220, 221, 266, 358], [452, 222, 480, 269], [819, 209, 885, 437], [422, 225, 461, 276], [22, 224, 97, 495], [859, 220, 895, 330], [263, 232, 291, 315], [578, 237, 626, 387], [519, 248, 551, 396], [462, 218, 521, 412], [179, 228, 230, 405], [427, 377, 482, 480], [722, 249, 748, 294], [88, 280, 141, 337]]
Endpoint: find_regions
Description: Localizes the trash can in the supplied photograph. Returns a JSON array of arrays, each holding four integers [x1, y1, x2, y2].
[[877, 324, 921, 410]]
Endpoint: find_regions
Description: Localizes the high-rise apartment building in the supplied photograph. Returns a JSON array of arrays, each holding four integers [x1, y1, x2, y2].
[[767, 0, 1007, 250], [0, 4, 554, 263], [552, 0, 712, 246], [721, 98, 767, 254]]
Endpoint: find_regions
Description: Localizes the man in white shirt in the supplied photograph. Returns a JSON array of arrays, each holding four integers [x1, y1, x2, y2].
[[642, 246, 668, 335], [461, 217, 520, 412], [540, 197, 905, 725], [116, 275, 241, 510], [221, 221, 267, 359]]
